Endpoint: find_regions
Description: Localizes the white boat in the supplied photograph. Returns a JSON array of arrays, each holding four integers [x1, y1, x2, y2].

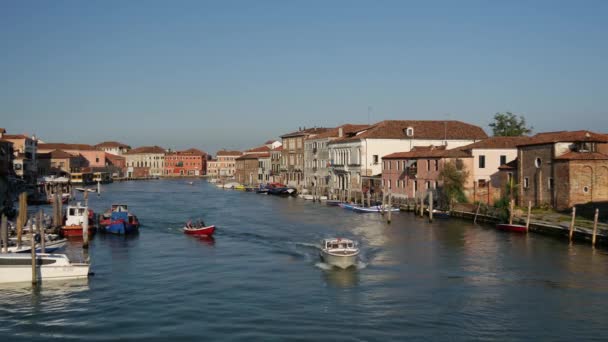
[[0, 253, 90, 284], [301, 195, 314, 200], [320, 238, 359, 269], [352, 205, 400, 213], [7, 238, 68, 254]]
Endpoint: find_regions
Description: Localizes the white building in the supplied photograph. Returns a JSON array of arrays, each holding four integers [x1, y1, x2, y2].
[[124, 146, 166, 177], [327, 120, 488, 194], [95, 141, 131, 156]]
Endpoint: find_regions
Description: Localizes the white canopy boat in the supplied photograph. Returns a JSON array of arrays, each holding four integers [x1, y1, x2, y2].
[[6, 238, 68, 254], [0, 253, 90, 284], [320, 238, 359, 269]]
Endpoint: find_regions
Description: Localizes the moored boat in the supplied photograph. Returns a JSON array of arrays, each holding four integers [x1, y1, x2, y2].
[[0, 253, 90, 284], [496, 223, 527, 233], [183, 225, 216, 236], [326, 200, 343, 206], [8, 238, 68, 254], [351, 205, 399, 213], [61, 203, 95, 237], [320, 238, 359, 269]]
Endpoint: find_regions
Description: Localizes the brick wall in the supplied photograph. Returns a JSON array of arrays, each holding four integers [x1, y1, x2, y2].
[[519, 144, 554, 207]]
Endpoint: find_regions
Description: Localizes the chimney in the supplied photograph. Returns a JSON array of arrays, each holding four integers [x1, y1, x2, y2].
[[338, 127, 344, 138]]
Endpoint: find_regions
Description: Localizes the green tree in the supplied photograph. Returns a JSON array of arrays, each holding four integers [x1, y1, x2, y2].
[[489, 112, 532, 136], [438, 159, 469, 208]]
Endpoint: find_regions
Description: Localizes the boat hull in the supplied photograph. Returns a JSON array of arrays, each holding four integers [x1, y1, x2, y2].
[[320, 251, 359, 269], [11, 240, 68, 254], [326, 200, 343, 206], [0, 255, 89, 284], [496, 223, 527, 233], [183, 225, 215, 236], [104, 221, 139, 235], [61, 225, 96, 237]]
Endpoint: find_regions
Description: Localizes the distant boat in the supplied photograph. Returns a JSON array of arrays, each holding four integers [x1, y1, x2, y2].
[[0, 253, 90, 284], [320, 238, 359, 269]]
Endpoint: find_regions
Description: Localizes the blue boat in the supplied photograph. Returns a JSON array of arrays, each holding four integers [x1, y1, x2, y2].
[[102, 204, 140, 235]]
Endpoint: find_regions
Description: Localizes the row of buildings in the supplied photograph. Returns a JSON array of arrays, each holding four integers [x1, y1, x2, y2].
[[223, 121, 608, 211], [0, 129, 210, 183]]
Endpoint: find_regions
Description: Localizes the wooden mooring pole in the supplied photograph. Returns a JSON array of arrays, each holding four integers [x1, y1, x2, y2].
[[29, 218, 37, 285], [419, 195, 424, 217], [37, 209, 45, 254], [509, 199, 514, 225], [83, 210, 89, 249], [525, 201, 532, 233], [429, 191, 434, 223], [387, 191, 392, 224], [1, 214, 8, 253], [592, 208, 599, 248], [569, 207, 576, 242], [474, 202, 481, 224]]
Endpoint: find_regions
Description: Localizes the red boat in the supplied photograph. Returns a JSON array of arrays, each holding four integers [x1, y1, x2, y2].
[[61, 203, 96, 237], [496, 223, 527, 233], [183, 225, 216, 236]]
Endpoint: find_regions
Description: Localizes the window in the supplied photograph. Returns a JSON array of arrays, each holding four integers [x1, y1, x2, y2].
[[434, 160, 439, 171], [388, 180, 392, 189], [500, 155, 507, 166], [478, 179, 487, 187], [435, 181, 439, 189], [535, 158, 542, 168], [413, 180, 418, 192], [427, 160, 430, 171], [373, 155, 379, 164], [583, 186, 589, 193], [479, 155, 486, 169], [426, 181, 430, 189], [96, 157, 100, 163], [524, 177, 529, 189], [548, 178, 554, 190]]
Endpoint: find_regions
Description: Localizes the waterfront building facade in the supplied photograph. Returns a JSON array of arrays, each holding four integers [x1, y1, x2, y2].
[[270, 146, 283, 183], [37, 149, 87, 175], [215, 150, 243, 178], [517, 131, 608, 210], [207, 159, 219, 177], [105, 153, 126, 178], [164, 148, 207, 177], [327, 120, 488, 196], [124, 146, 166, 178], [280, 127, 329, 187], [304, 124, 369, 195], [235, 154, 262, 185]]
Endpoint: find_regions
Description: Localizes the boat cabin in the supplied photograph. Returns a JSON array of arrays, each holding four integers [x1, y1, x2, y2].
[[65, 203, 89, 226], [322, 238, 356, 250], [111, 204, 129, 212], [71, 172, 94, 185]]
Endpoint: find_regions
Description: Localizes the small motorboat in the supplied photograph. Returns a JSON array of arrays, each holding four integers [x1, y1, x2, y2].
[[183, 225, 216, 237], [187, 181, 194, 185], [234, 184, 246, 191], [320, 238, 359, 269], [7, 238, 68, 254], [0, 253, 90, 284], [338, 203, 358, 210], [496, 223, 527, 233]]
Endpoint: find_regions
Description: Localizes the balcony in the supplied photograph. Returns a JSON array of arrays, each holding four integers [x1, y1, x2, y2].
[[348, 163, 361, 167], [312, 147, 318, 154]]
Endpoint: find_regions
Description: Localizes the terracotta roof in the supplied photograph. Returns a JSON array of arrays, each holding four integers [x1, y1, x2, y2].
[[383, 145, 471, 159], [168, 148, 207, 156], [125, 146, 166, 154], [216, 150, 243, 156], [555, 151, 608, 160], [245, 145, 271, 153], [499, 159, 518, 170], [306, 124, 371, 140], [1, 134, 30, 140], [37, 149, 75, 159], [39, 143, 97, 151], [280, 127, 331, 138], [329, 120, 488, 143], [95, 141, 131, 149], [236, 153, 269, 160], [105, 153, 125, 161], [518, 130, 608, 146], [461, 136, 531, 150]]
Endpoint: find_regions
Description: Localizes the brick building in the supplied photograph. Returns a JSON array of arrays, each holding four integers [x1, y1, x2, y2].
[[382, 146, 473, 199], [517, 131, 608, 210], [164, 148, 207, 177], [235, 153, 263, 185], [38, 143, 106, 168], [105, 153, 126, 177], [0, 131, 38, 183]]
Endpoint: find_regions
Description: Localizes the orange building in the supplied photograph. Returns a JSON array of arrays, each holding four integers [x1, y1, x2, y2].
[[164, 148, 207, 176]]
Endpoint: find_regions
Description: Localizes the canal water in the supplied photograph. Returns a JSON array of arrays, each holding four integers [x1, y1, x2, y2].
[[2, 179, 608, 341]]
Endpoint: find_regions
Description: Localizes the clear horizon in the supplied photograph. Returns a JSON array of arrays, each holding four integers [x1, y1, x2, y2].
[[1, 0, 607, 154]]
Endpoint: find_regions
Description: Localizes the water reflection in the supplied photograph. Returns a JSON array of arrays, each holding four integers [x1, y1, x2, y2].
[[321, 268, 360, 288], [196, 236, 215, 246]]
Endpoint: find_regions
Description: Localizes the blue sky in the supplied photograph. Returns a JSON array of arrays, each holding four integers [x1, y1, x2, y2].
[[1, 0, 607, 154]]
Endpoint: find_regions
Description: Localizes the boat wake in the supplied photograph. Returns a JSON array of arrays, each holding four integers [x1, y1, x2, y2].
[[315, 260, 367, 270]]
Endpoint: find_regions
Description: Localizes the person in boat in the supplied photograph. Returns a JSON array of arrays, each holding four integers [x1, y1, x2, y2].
[[186, 220, 193, 229]]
